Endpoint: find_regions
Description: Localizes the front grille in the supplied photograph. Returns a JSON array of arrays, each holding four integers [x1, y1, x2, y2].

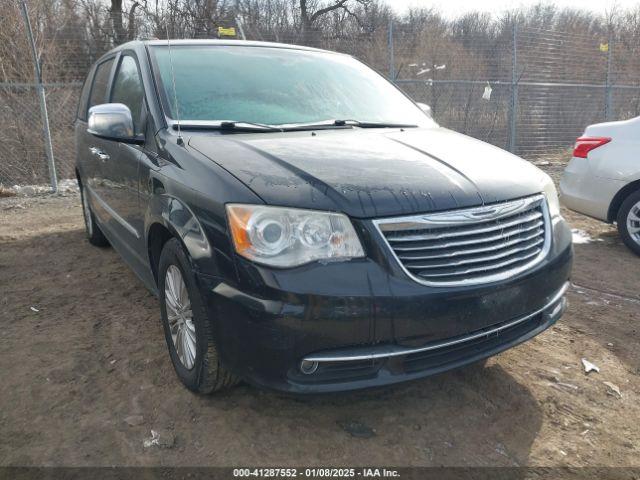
[[374, 194, 550, 286]]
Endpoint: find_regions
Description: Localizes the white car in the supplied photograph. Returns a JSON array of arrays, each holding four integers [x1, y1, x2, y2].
[[560, 117, 640, 255]]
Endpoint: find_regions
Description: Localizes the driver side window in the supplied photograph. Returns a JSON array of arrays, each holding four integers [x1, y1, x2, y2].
[[88, 58, 114, 112], [111, 55, 145, 134]]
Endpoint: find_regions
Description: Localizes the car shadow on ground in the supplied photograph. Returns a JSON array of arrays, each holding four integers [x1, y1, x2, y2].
[[0, 227, 543, 466], [199, 362, 544, 465]]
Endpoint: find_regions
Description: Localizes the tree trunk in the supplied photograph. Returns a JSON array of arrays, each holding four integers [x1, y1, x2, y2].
[[110, 0, 126, 44], [127, 2, 141, 41], [299, 0, 313, 43]]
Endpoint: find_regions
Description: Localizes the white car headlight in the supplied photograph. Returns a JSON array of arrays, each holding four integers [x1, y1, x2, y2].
[[542, 174, 561, 218], [226, 204, 365, 267]]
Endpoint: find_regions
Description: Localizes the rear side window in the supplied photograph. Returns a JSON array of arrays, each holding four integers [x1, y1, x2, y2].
[[111, 55, 145, 134], [88, 58, 114, 110]]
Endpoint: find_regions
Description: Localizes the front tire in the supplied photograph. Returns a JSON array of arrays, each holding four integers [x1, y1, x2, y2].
[[616, 190, 640, 256], [158, 238, 239, 394]]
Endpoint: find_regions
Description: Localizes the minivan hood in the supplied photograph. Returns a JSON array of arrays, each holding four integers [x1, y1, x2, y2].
[[189, 127, 548, 218]]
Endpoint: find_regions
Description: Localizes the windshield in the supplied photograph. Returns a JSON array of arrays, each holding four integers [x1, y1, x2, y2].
[[149, 45, 433, 127]]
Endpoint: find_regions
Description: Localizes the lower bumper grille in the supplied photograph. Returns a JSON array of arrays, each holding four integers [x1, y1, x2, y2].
[[296, 283, 568, 386], [403, 306, 550, 373], [374, 194, 551, 286]]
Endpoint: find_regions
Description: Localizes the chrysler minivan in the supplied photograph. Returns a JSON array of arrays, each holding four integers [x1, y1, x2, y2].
[[75, 40, 573, 393]]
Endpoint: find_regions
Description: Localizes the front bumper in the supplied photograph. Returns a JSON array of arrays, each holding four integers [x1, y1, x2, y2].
[[293, 282, 568, 392], [200, 216, 573, 394]]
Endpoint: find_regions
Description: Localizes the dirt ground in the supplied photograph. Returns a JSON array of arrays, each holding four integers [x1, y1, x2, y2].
[[0, 160, 639, 468]]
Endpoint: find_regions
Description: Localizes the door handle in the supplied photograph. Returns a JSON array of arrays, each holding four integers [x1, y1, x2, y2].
[[89, 147, 110, 161]]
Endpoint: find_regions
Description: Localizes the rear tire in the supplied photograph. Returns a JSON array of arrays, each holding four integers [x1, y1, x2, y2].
[[616, 190, 640, 257], [158, 238, 239, 394], [80, 182, 109, 247]]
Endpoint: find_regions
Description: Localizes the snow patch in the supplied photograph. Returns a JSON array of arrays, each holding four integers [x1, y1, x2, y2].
[[571, 229, 602, 244], [9, 179, 79, 197]]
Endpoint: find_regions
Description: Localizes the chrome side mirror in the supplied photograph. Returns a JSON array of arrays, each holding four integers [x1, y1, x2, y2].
[[87, 103, 142, 144], [416, 102, 433, 119]]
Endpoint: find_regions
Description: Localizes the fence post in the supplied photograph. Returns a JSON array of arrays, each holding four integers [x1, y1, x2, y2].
[[20, 0, 57, 192], [605, 33, 613, 121], [235, 16, 246, 40], [388, 19, 395, 81], [508, 24, 518, 154]]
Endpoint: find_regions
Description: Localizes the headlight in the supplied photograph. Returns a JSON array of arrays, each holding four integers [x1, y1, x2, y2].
[[226, 204, 365, 267], [542, 174, 561, 218]]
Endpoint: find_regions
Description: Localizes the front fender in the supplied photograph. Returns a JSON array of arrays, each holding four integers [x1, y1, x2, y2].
[[146, 194, 232, 280]]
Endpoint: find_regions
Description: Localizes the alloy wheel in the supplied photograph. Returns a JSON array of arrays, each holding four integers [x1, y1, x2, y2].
[[627, 200, 640, 245], [164, 265, 197, 369]]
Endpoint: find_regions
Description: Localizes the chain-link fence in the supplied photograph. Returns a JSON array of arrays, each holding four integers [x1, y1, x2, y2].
[[0, 83, 83, 187], [2, 1, 640, 190], [392, 25, 640, 159]]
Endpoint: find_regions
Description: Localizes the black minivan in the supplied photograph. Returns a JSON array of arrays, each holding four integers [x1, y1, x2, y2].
[[75, 40, 573, 394]]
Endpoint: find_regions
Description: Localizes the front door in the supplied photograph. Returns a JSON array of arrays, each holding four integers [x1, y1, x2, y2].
[[98, 53, 147, 264]]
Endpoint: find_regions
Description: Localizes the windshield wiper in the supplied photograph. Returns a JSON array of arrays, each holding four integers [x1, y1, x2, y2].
[[173, 119, 418, 132], [173, 121, 283, 132], [334, 119, 419, 128], [279, 119, 419, 131]]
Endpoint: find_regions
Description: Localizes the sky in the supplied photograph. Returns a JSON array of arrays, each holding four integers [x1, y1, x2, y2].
[[388, 0, 638, 18]]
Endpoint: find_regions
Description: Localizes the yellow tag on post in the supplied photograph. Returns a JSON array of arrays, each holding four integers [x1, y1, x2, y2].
[[218, 27, 237, 37], [600, 43, 609, 52]]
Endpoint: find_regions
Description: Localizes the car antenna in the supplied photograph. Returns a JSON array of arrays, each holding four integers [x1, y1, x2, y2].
[[164, 24, 183, 146]]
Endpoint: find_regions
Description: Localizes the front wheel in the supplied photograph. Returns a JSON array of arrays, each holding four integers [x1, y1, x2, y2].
[[158, 238, 239, 393], [616, 190, 640, 256]]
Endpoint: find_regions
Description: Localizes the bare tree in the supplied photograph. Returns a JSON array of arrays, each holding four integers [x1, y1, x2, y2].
[[299, 0, 370, 43], [109, 0, 144, 44]]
